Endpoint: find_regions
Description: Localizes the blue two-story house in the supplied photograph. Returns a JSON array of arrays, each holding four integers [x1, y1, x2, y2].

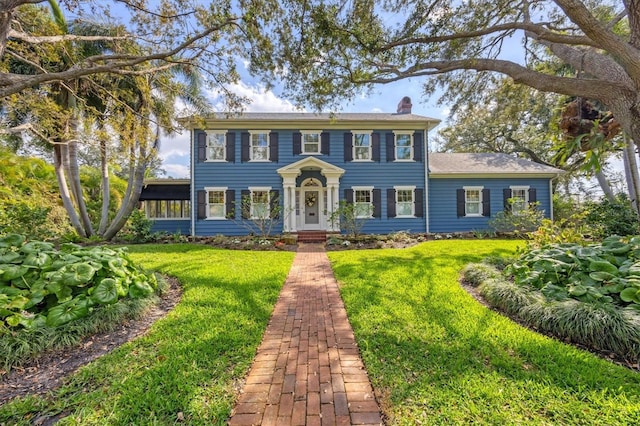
[[140, 98, 562, 237]]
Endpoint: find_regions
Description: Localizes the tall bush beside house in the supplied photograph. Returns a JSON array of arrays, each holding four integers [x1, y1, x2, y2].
[[329, 201, 367, 238], [488, 201, 544, 235], [583, 194, 640, 238]]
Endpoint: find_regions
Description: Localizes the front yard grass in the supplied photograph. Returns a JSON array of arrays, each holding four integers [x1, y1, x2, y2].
[[0, 244, 294, 425], [328, 240, 640, 425]]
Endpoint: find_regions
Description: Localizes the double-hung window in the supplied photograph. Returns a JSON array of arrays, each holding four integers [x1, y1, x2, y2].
[[353, 131, 372, 161], [206, 131, 226, 161], [353, 186, 374, 218], [250, 187, 271, 219], [510, 186, 529, 215], [394, 132, 413, 161], [395, 186, 415, 217], [206, 187, 227, 219], [302, 132, 320, 154], [464, 186, 483, 217], [250, 131, 269, 161]]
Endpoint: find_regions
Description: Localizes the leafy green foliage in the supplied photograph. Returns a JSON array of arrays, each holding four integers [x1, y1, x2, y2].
[[487, 201, 544, 234], [507, 236, 640, 309], [0, 234, 157, 330], [329, 200, 367, 238], [583, 194, 640, 238], [526, 212, 591, 248]]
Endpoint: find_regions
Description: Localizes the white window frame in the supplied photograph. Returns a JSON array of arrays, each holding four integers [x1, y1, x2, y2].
[[352, 130, 372, 161], [205, 186, 228, 220], [249, 130, 270, 162], [510, 185, 530, 215], [352, 186, 374, 219], [249, 186, 272, 219], [205, 130, 226, 162], [145, 200, 191, 220], [464, 186, 484, 217], [394, 185, 416, 218], [301, 131, 321, 154], [394, 131, 414, 161]]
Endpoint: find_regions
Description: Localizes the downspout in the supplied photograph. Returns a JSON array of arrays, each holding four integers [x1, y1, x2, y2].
[[424, 126, 430, 234], [549, 173, 561, 222], [190, 127, 196, 238]]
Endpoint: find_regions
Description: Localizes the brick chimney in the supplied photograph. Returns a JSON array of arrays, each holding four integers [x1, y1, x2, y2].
[[396, 96, 412, 114]]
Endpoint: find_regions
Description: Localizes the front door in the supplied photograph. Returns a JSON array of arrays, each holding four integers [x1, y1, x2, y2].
[[304, 190, 320, 226]]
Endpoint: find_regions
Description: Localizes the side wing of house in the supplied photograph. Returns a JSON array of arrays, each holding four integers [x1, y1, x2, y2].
[[138, 180, 191, 235], [426, 153, 562, 233]]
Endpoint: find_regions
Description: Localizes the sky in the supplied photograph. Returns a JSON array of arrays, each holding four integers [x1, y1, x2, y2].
[[158, 74, 450, 178]]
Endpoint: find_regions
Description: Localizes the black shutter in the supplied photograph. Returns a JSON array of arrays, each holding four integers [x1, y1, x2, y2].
[[293, 132, 302, 155], [270, 190, 280, 219], [503, 188, 512, 211], [241, 132, 250, 162], [456, 189, 465, 217], [387, 188, 396, 218], [344, 189, 354, 204], [482, 188, 491, 217], [386, 133, 395, 162], [373, 189, 381, 218], [197, 190, 206, 219], [414, 132, 423, 162], [321, 132, 330, 155], [344, 132, 353, 161], [197, 132, 206, 162], [372, 133, 381, 162], [269, 132, 278, 162], [528, 188, 537, 204], [241, 189, 250, 219], [226, 132, 235, 162], [226, 189, 235, 219], [415, 188, 424, 217]]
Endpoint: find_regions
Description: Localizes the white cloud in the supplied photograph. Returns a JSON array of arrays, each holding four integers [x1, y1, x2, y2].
[[162, 163, 190, 179], [209, 81, 303, 113]]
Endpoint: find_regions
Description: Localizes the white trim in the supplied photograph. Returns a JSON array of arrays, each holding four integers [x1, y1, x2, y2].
[[204, 187, 228, 220], [248, 187, 272, 220], [248, 130, 270, 162], [393, 130, 414, 162], [248, 186, 273, 192], [352, 186, 374, 219], [300, 130, 321, 155], [351, 130, 373, 162], [394, 185, 416, 218], [204, 130, 227, 162], [463, 186, 484, 217], [509, 185, 530, 214], [424, 128, 430, 233], [190, 129, 195, 236]]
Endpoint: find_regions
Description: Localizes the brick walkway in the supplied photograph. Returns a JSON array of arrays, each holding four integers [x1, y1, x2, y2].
[[228, 243, 383, 426]]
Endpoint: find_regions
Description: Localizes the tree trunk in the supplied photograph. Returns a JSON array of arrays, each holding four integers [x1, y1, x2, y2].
[[623, 133, 640, 214], [595, 168, 616, 201], [97, 137, 110, 235], [53, 144, 86, 236], [102, 144, 148, 240]]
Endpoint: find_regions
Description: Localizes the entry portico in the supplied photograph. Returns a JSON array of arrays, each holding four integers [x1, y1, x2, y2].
[[277, 157, 345, 233]]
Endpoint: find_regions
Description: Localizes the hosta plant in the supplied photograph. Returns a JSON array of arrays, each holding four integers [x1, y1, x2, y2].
[[506, 235, 640, 309], [0, 234, 157, 330]]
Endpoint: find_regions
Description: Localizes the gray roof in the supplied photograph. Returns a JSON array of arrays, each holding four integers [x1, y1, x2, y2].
[[428, 153, 563, 176], [198, 112, 439, 122]]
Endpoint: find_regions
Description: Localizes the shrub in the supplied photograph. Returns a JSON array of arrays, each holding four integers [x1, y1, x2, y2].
[[526, 211, 591, 249], [584, 193, 640, 238], [461, 263, 503, 287], [488, 202, 544, 234]]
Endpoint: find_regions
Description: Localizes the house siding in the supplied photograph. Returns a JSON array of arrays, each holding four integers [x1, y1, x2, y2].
[[428, 177, 552, 233], [193, 128, 428, 236], [150, 219, 191, 235]]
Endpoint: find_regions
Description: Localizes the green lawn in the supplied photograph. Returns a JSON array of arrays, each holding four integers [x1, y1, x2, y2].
[[1, 240, 639, 425], [0, 244, 294, 425], [327, 240, 640, 425]]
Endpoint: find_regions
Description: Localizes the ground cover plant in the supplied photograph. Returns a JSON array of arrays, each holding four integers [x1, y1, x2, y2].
[[328, 240, 640, 425], [463, 236, 640, 362], [0, 244, 294, 425]]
